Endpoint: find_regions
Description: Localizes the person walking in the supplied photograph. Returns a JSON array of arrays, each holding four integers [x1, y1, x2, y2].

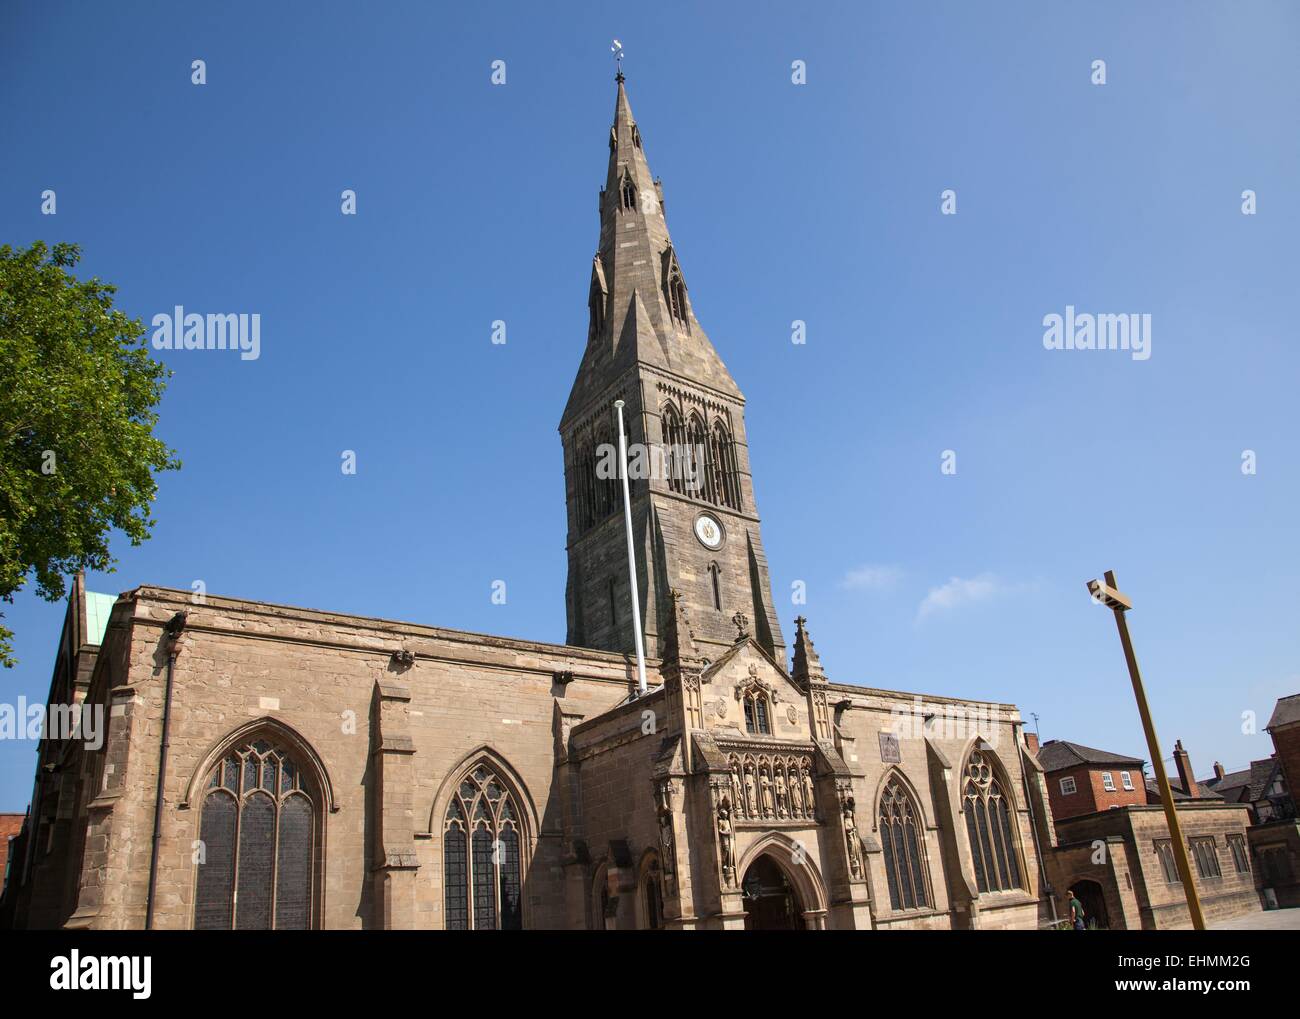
[[1067, 888, 1086, 930]]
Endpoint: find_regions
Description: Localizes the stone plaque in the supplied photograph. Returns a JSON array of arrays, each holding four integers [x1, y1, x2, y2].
[[878, 731, 901, 764]]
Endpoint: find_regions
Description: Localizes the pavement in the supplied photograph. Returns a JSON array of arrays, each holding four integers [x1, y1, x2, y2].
[[1209, 907, 1300, 930]]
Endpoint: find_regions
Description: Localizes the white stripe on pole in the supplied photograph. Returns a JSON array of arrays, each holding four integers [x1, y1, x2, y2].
[[614, 400, 648, 697]]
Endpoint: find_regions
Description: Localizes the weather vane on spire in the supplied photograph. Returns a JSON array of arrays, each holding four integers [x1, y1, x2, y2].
[[611, 39, 624, 80]]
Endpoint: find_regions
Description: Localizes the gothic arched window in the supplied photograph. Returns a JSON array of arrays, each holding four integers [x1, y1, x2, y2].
[[194, 737, 317, 929], [661, 402, 687, 495], [620, 171, 637, 212], [574, 417, 622, 535], [686, 413, 714, 504], [743, 690, 772, 736], [879, 778, 930, 911], [662, 247, 690, 330], [443, 762, 525, 930], [708, 561, 722, 611], [710, 420, 741, 509], [962, 749, 1023, 893]]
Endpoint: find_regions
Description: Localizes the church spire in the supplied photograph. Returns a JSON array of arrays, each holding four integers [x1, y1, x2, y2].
[[606, 75, 656, 215], [561, 74, 785, 666], [563, 76, 741, 425]]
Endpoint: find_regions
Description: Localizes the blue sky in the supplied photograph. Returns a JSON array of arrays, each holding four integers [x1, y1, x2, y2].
[[2, 1, 1298, 810]]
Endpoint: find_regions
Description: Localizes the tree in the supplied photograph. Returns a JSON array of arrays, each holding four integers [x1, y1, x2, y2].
[[0, 242, 180, 666]]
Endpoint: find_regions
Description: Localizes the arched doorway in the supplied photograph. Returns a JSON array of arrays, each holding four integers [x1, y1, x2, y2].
[[741, 855, 804, 930], [1071, 879, 1110, 930]]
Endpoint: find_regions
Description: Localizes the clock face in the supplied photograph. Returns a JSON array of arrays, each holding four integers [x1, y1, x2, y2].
[[694, 514, 723, 549]]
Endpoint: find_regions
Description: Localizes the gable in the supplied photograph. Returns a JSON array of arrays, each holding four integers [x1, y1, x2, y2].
[[697, 640, 810, 742]]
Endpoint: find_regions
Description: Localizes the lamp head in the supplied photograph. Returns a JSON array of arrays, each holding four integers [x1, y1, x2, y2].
[[1086, 578, 1132, 611]]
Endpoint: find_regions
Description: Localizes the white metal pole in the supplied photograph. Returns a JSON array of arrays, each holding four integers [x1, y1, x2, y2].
[[614, 400, 648, 697]]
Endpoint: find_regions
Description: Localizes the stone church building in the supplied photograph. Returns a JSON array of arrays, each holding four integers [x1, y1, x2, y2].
[[2, 77, 1053, 931]]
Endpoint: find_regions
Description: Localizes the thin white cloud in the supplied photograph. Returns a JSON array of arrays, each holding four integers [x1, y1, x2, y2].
[[840, 564, 903, 591], [916, 573, 1005, 621]]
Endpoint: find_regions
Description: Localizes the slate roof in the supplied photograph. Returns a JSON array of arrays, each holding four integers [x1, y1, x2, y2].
[[1036, 739, 1145, 773], [1145, 777, 1223, 801], [1266, 694, 1300, 730], [1247, 758, 1283, 801], [1202, 766, 1253, 802], [1202, 757, 1283, 804]]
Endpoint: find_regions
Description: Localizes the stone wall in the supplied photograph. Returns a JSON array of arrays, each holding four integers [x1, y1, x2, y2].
[[1047, 802, 1260, 929], [42, 586, 639, 930], [830, 684, 1044, 931]]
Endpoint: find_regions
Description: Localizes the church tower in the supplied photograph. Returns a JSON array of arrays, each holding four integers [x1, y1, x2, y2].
[[561, 75, 785, 664]]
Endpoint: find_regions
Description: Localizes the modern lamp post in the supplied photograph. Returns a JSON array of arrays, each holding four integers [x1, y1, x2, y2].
[[1086, 569, 1206, 930]]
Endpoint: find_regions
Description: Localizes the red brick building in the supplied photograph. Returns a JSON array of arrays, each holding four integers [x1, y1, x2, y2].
[[1266, 695, 1300, 808], [1037, 740, 1147, 820], [1245, 695, 1300, 907], [1036, 737, 1259, 928], [0, 814, 26, 895]]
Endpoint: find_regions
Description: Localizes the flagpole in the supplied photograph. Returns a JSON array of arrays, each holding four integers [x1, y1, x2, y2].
[[614, 400, 648, 697]]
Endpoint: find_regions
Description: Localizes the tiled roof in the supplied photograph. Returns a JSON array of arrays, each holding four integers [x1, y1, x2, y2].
[[1247, 758, 1282, 802], [1266, 694, 1300, 730], [1145, 777, 1223, 801], [1203, 758, 1280, 804], [1203, 767, 1253, 801], [1036, 739, 1145, 773]]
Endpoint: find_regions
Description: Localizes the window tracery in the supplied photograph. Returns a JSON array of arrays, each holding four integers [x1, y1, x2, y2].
[[962, 749, 1022, 893], [194, 737, 316, 929], [743, 690, 772, 735], [879, 778, 930, 910], [442, 762, 525, 930], [656, 389, 743, 512], [571, 413, 622, 534]]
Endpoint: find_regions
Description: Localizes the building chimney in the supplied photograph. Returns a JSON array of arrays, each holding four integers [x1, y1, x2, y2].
[[1024, 732, 1040, 756], [1173, 740, 1198, 798], [1213, 761, 1226, 783]]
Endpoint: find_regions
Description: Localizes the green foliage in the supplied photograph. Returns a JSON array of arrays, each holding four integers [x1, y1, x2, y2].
[[0, 241, 180, 666]]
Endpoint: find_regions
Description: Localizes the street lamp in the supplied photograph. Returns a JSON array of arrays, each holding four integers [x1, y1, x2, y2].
[[1086, 569, 1206, 930]]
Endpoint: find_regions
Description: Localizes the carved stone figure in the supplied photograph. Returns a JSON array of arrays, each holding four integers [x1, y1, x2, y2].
[[842, 795, 863, 879], [658, 810, 675, 866], [788, 764, 804, 816], [717, 803, 736, 886], [774, 769, 788, 817], [743, 765, 757, 816]]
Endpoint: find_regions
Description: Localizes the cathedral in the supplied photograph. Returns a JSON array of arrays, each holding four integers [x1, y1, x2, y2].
[[2, 76, 1054, 931]]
